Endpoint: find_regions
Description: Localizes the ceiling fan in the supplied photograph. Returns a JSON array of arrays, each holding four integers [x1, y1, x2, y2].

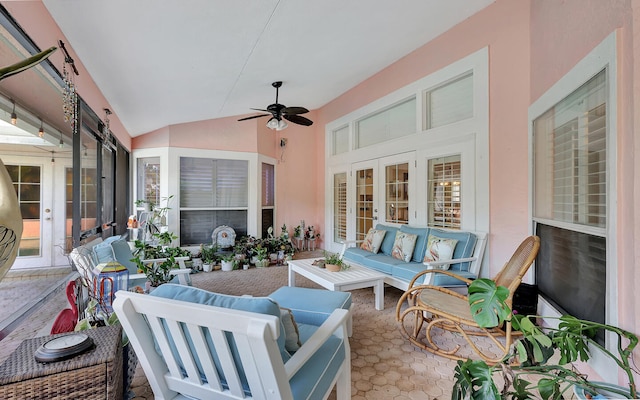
[[238, 81, 313, 130]]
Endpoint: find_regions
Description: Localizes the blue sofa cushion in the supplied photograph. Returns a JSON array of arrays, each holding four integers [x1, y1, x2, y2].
[[361, 254, 405, 274], [342, 247, 376, 265], [391, 262, 429, 284], [376, 224, 400, 255], [428, 229, 477, 271], [270, 286, 351, 327], [290, 323, 346, 400], [399, 225, 430, 262]]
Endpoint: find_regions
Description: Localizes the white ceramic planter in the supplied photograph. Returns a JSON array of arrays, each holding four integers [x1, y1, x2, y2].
[[221, 260, 234, 271]]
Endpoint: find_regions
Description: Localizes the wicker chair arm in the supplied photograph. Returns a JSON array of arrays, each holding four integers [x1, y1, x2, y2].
[[408, 268, 474, 290]]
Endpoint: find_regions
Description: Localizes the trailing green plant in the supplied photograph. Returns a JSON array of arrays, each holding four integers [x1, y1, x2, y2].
[[451, 278, 638, 400]]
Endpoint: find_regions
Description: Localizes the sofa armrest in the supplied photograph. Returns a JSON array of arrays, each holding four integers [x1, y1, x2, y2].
[[339, 240, 363, 258], [284, 308, 349, 378], [422, 256, 477, 269]]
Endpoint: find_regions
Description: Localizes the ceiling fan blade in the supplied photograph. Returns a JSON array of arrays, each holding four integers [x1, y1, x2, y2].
[[283, 114, 313, 126], [282, 106, 309, 115], [250, 108, 270, 112], [238, 114, 270, 121]]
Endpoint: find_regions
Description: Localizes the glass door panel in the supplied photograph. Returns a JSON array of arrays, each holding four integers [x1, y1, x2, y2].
[[353, 160, 378, 241], [385, 163, 409, 224], [5, 156, 70, 269]]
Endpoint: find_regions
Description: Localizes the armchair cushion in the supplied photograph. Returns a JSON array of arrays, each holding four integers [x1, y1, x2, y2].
[[91, 236, 121, 264], [150, 284, 289, 361]]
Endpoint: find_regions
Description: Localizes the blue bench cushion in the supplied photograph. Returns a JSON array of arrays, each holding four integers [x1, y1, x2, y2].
[[342, 247, 375, 265], [270, 286, 351, 327], [399, 225, 430, 262], [428, 229, 477, 271]]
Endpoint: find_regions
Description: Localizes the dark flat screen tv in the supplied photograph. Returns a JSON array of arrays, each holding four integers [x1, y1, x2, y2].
[[535, 223, 606, 344]]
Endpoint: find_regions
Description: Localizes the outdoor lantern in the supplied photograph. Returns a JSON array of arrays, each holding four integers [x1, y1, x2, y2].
[[93, 261, 129, 312]]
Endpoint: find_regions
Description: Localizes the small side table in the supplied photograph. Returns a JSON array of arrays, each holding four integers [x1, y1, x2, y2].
[[0, 325, 123, 399]]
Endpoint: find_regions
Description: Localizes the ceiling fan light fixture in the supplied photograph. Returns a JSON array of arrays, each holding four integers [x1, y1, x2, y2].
[[266, 117, 279, 130], [276, 119, 288, 131]]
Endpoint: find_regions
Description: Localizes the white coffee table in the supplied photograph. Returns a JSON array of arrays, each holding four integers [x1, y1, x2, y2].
[[287, 258, 387, 310]]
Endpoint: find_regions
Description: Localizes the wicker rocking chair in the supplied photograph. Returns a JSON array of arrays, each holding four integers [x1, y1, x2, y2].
[[395, 235, 540, 365]]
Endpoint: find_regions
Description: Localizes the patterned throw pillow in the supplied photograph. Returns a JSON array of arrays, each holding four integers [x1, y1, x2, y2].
[[423, 235, 459, 270], [360, 228, 387, 253], [280, 307, 302, 352], [391, 231, 418, 262]]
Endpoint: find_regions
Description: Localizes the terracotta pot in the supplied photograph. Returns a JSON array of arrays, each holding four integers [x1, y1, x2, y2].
[[325, 263, 342, 272]]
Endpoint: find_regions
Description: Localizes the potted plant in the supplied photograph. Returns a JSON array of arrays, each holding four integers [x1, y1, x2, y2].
[[254, 246, 269, 268], [452, 278, 637, 399], [200, 244, 218, 272], [131, 254, 179, 288], [323, 251, 349, 272], [220, 253, 235, 271]]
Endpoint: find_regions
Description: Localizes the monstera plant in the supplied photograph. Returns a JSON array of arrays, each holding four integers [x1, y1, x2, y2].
[[452, 278, 638, 399], [0, 46, 57, 282]]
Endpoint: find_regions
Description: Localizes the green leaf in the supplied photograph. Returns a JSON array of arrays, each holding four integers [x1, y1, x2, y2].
[[468, 279, 511, 328], [537, 378, 562, 400], [510, 377, 536, 400], [0, 46, 57, 81], [452, 359, 500, 400]]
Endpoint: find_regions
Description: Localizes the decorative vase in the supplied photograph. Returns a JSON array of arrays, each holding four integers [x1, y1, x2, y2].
[[325, 263, 342, 272], [243, 263, 249, 270], [203, 263, 212, 272]]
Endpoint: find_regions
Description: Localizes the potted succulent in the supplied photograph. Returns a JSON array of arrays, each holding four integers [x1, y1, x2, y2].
[[452, 278, 637, 399], [131, 254, 179, 288]]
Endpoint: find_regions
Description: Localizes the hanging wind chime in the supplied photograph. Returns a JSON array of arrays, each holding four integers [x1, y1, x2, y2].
[[59, 40, 78, 135]]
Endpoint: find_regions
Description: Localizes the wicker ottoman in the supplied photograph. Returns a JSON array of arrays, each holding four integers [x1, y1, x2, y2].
[[0, 324, 123, 399]]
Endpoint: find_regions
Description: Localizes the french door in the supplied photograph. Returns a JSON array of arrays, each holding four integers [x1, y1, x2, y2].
[[352, 160, 379, 242], [4, 155, 71, 269]]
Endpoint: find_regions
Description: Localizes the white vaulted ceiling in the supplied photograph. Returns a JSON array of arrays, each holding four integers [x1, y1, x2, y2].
[[42, 0, 494, 136]]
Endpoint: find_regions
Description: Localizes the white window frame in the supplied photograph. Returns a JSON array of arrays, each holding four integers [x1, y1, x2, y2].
[[528, 32, 617, 381], [324, 47, 489, 259], [133, 147, 270, 240]]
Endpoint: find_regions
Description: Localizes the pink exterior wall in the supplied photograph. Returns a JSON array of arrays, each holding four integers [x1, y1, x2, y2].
[[316, 0, 531, 274]]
